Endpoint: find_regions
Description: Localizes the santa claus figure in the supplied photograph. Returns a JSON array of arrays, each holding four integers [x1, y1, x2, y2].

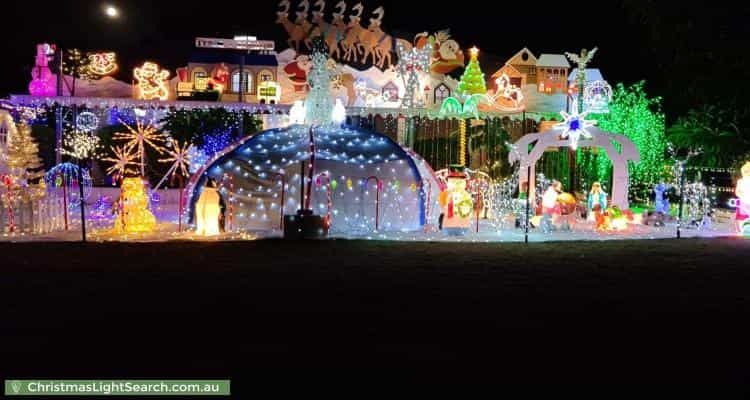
[[284, 55, 312, 93]]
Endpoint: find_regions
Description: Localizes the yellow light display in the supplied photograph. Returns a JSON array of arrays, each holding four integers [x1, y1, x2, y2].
[[133, 61, 170, 101], [88, 52, 118, 76], [113, 177, 157, 234], [459, 119, 467, 166]]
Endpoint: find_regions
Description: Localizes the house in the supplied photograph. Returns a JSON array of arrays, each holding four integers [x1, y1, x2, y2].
[[382, 81, 399, 102], [535, 54, 570, 94], [492, 48, 571, 95], [567, 68, 605, 86], [433, 83, 451, 105], [491, 64, 525, 92], [177, 50, 279, 102], [504, 47, 538, 84]]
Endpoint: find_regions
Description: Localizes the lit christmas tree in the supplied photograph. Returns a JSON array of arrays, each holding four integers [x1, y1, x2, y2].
[[305, 36, 334, 126], [5, 121, 44, 186], [457, 47, 487, 96]]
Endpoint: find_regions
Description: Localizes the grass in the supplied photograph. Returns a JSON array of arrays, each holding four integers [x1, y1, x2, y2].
[[1, 238, 750, 386]]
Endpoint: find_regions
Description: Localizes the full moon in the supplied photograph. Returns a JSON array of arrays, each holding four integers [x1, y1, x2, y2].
[[104, 5, 119, 18]]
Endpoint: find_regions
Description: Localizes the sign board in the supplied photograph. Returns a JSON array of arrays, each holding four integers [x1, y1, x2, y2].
[[177, 82, 194, 93], [194, 77, 210, 91], [196, 37, 275, 51], [257, 81, 281, 103]]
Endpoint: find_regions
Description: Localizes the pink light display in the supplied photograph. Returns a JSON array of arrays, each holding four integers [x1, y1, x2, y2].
[[28, 44, 57, 97]]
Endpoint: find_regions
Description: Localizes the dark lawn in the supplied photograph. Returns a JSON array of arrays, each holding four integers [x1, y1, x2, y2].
[[2, 238, 750, 387]]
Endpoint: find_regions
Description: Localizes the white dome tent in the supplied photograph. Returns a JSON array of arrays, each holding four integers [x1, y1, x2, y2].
[[186, 124, 440, 235]]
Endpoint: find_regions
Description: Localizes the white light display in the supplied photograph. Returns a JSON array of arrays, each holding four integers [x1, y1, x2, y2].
[[332, 98, 347, 125], [75, 111, 99, 133], [186, 125, 438, 234], [289, 100, 306, 124], [583, 80, 612, 114], [396, 41, 432, 111]]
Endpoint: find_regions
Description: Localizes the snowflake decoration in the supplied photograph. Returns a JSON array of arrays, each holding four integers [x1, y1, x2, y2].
[[113, 117, 169, 175], [553, 106, 597, 150], [159, 140, 194, 178], [102, 145, 138, 181]]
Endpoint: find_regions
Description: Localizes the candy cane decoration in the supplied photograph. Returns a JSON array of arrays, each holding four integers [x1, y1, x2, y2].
[[475, 190, 482, 233], [365, 176, 381, 231], [316, 173, 333, 230], [60, 172, 69, 231], [273, 173, 286, 230], [1, 175, 15, 233], [220, 173, 235, 232], [421, 179, 432, 232]]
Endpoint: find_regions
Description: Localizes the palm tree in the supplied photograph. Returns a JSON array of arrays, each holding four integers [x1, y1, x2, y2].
[[667, 104, 749, 168], [438, 94, 487, 166]]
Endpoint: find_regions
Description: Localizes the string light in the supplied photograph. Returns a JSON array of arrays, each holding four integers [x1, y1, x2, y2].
[[102, 144, 138, 182], [113, 116, 169, 176], [61, 130, 102, 160], [75, 111, 100, 133]]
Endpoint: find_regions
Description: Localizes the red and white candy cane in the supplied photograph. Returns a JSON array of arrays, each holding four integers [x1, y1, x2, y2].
[[273, 173, 286, 231], [1, 175, 15, 233], [316, 173, 333, 230], [365, 176, 381, 231], [421, 179, 432, 232]]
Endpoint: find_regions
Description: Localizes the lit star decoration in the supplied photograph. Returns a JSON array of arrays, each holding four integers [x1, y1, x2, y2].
[[113, 117, 169, 176], [102, 145, 138, 182], [553, 105, 597, 150]]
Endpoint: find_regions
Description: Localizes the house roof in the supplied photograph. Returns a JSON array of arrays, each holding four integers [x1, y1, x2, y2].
[[506, 47, 537, 66], [568, 68, 604, 83], [536, 54, 570, 68], [492, 64, 523, 78], [188, 50, 278, 67]]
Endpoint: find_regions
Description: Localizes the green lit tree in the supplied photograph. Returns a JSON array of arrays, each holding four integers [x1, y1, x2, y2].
[[457, 47, 487, 95], [581, 81, 667, 199]]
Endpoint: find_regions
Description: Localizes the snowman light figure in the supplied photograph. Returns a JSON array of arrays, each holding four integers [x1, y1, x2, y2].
[[439, 165, 474, 236]]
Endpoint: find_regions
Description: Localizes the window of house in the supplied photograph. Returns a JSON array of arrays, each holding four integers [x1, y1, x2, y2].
[[231, 71, 252, 93], [434, 84, 450, 104], [258, 70, 274, 82], [192, 69, 207, 82]]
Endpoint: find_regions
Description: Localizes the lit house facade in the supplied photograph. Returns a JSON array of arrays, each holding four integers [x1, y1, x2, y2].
[[177, 51, 279, 103]]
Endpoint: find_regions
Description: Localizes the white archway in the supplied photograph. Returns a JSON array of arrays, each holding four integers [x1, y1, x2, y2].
[[509, 126, 640, 209]]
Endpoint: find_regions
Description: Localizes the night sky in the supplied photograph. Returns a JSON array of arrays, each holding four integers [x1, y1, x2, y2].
[[4, 0, 749, 120]]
